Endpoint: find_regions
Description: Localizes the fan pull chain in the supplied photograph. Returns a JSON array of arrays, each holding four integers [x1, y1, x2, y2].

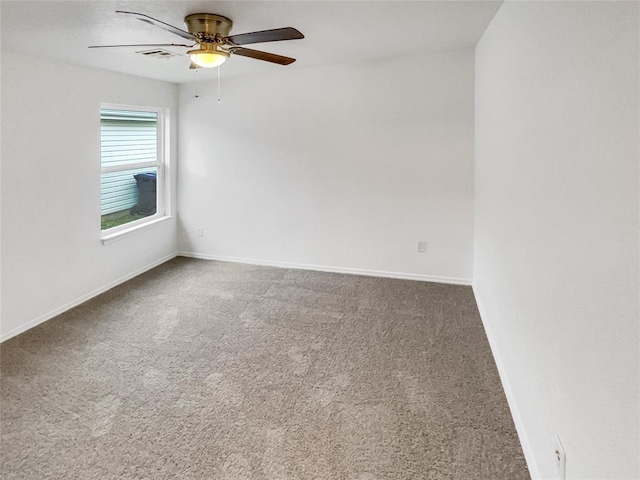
[[217, 65, 221, 103], [194, 68, 200, 98]]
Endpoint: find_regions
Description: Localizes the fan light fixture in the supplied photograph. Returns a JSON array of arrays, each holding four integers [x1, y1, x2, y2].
[[187, 45, 229, 68], [89, 11, 304, 68]]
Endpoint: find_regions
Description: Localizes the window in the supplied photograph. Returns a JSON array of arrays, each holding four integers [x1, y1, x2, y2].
[[100, 105, 167, 236]]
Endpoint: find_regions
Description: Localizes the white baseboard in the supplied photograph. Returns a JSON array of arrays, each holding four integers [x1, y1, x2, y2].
[[177, 252, 472, 286], [0, 253, 178, 343], [473, 283, 539, 480]]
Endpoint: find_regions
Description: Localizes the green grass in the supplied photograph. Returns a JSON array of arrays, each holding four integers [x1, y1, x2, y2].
[[101, 212, 147, 230]]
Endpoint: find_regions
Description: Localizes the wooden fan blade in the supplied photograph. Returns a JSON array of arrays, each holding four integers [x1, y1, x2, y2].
[[230, 47, 296, 65], [189, 62, 201, 69], [225, 27, 304, 46], [89, 43, 194, 48], [116, 11, 197, 41]]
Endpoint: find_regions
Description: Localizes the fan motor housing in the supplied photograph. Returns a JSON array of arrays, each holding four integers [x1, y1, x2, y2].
[[184, 13, 232, 39]]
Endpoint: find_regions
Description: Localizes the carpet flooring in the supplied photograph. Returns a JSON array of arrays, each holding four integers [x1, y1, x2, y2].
[[1, 257, 529, 479]]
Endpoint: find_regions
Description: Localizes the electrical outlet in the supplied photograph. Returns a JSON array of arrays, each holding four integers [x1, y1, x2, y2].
[[416, 241, 427, 253], [555, 435, 566, 479], [196, 227, 204, 237]]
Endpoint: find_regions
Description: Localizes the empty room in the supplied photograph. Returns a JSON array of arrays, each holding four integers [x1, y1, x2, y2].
[[1, 1, 638, 479]]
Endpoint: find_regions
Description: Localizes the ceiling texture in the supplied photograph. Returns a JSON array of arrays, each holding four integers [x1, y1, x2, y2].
[[1, 1, 503, 84]]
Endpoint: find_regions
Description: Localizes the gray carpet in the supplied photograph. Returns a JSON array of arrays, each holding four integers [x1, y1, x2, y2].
[[1, 257, 529, 479]]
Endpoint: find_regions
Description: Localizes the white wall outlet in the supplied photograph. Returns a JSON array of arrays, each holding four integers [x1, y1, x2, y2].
[[196, 227, 204, 237], [555, 435, 566, 479], [416, 241, 427, 253]]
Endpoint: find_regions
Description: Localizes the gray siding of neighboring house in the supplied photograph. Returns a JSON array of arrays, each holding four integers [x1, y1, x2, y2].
[[100, 111, 157, 215]]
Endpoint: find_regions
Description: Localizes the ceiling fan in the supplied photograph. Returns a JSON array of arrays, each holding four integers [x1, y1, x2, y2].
[[89, 11, 304, 69]]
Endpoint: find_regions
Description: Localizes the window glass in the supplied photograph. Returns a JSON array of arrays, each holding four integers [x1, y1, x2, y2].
[[100, 108, 163, 232]]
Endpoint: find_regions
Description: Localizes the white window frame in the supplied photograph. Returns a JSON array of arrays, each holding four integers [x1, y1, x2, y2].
[[100, 103, 170, 243]]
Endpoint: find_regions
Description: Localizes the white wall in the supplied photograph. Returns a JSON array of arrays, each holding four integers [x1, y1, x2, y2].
[[177, 50, 474, 283], [474, 2, 639, 479], [1, 52, 179, 340]]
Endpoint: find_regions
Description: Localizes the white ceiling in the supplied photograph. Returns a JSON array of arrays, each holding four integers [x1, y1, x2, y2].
[[1, 1, 502, 84]]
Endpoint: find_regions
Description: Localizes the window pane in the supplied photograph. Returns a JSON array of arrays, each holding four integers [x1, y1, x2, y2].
[[100, 107, 161, 232], [101, 110, 157, 169], [100, 167, 158, 230]]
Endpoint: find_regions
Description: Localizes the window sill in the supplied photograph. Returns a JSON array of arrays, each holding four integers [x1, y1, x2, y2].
[[101, 216, 172, 245]]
